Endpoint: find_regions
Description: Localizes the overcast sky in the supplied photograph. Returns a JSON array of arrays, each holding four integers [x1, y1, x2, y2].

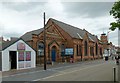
[[0, 0, 119, 46]]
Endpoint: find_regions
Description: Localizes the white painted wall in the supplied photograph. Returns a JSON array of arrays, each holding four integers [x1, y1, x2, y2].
[[2, 40, 36, 71]]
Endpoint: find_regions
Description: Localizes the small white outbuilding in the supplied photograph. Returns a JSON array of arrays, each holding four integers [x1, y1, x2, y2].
[[0, 38, 36, 71]]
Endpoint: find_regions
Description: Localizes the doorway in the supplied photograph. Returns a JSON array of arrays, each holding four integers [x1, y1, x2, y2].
[[51, 46, 56, 62], [9, 51, 17, 69]]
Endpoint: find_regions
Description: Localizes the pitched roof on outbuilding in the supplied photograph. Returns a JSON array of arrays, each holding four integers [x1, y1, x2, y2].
[[1, 38, 35, 51], [21, 28, 43, 41]]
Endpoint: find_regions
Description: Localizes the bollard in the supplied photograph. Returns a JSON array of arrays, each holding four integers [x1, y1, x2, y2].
[[113, 67, 116, 82]]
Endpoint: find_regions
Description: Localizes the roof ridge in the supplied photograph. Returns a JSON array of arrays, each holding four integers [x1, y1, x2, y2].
[[50, 18, 83, 31], [27, 28, 42, 33], [50, 18, 99, 41], [21, 28, 43, 41]]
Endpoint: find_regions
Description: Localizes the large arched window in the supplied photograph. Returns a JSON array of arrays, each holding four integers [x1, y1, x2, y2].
[[38, 42, 44, 56], [84, 41, 88, 56], [90, 47, 94, 56], [96, 43, 98, 55], [76, 45, 79, 56], [79, 46, 82, 56]]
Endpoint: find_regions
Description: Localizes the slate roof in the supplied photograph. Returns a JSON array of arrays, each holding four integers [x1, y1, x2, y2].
[[2, 39, 18, 51], [50, 18, 98, 41], [21, 28, 43, 41], [1, 38, 35, 51], [84, 29, 98, 42], [21, 18, 98, 42]]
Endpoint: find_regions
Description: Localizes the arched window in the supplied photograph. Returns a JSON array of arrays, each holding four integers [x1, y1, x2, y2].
[[90, 47, 94, 56], [76, 45, 79, 56], [38, 42, 44, 56], [100, 48, 102, 56], [96, 43, 98, 55], [84, 41, 88, 56], [79, 46, 82, 56]]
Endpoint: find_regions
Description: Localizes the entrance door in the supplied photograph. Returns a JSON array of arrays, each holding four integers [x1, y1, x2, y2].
[[51, 46, 56, 62], [9, 51, 17, 69]]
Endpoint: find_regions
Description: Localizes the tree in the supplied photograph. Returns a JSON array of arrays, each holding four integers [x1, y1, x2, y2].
[[110, 0, 120, 31]]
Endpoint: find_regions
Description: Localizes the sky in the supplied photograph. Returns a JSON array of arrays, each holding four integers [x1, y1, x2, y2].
[[0, 0, 119, 46]]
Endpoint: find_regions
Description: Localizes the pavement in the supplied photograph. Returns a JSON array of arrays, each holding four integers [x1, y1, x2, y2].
[[2, 59, 103, 77]]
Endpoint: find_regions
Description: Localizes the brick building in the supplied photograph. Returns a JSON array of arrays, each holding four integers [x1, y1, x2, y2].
[[21, 18, 103, 65], [100, 33, 109, 50]]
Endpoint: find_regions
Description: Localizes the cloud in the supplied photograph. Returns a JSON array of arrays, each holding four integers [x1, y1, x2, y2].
[[62, 2, 114, 18], [0, 2, 45, 37], [0, 1, 118, 46]]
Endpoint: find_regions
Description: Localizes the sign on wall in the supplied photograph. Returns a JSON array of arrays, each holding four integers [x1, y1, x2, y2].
[[17, 42, 32, 69], [65, 48, 73, 55], [18, 51, 24, 61], [18, 51, 31, 69], [26, 51, 31, 61], [17, 43, 25, 50]]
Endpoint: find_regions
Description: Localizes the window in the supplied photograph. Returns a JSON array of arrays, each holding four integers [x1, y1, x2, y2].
[[38, 42, 44, 56], [76, 45, 82, 56], [18, 51, 24, 61], [90, 47, 94, 56], [96, 43, 98, 55], [76, 45, 79, 56], [26, 51, 31, 61], [84, 41, 88, 56], [79, 46, 82, 56]]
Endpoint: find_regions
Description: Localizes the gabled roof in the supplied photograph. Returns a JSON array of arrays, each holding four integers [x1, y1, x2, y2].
[[2, 38, 18, 51], [84, 29, 98, 42], [50, 18, 98, 41], [50, 18, 85, 39], [21, 28, 43, 41], [1, 38, 35, 51], [21, 18, 99, 42]]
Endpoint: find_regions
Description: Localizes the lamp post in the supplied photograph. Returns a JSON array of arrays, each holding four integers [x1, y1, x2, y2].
[[107, 31, 111, 57], [43, 12, 46, 70]]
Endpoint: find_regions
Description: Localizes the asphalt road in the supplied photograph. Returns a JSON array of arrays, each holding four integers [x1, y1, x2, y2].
[[2, 59, 118, 81]]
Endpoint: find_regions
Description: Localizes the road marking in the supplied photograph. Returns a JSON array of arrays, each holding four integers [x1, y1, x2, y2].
[[33, 62, 105, 81]]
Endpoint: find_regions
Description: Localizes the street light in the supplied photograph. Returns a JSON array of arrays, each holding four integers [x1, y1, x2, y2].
[[43, 12, 46, 70]]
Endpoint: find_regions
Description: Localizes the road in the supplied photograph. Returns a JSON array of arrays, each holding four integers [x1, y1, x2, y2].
[[2, 59, 118, 81]]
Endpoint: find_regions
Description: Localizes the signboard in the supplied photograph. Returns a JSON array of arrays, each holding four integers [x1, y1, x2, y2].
[[18, 51, 24, 61], [65, 48, 73, 55], [26, 51, 31, 61], [17, 43, 25, 50]]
